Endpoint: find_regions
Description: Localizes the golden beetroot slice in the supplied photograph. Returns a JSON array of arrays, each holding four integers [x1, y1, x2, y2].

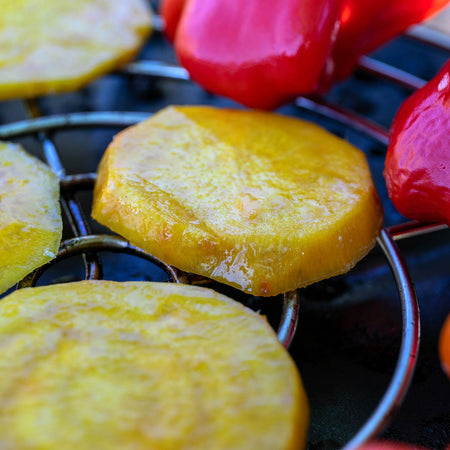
[[0, 0, 152, 100], [0, 281, 308, 449], [0, 141, 62, 294], [93, 106, 383, 296]]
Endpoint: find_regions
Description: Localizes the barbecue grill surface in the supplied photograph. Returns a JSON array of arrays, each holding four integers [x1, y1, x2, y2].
[[0, 2, 449, 448]]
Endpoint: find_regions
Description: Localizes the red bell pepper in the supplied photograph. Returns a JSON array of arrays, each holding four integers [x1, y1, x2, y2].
[[164, 0, 343, 109], [320, 0, 450, 87], [161, 0, 450, 108], [384, 59, 450, 225], [440, 312, 450, 380], [358, 443, 429, 450], [160, 0, 186, 42]]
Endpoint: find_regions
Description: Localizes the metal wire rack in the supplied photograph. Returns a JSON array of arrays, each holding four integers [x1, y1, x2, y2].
[[0, 11, 448, 450]]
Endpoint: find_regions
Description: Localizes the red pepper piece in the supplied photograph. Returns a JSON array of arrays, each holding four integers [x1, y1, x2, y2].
[[320, 0, 450, 87], [160, 0, 186, 42], [440, 312, 450, 380], [162, 0, 449, 107], [358, 442, 429, 450], [384, 60, 450, 225], [172, 0, 343, 109]]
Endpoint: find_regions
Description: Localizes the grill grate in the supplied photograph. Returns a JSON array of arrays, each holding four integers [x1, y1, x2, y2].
[[0, 9, 448, 449]]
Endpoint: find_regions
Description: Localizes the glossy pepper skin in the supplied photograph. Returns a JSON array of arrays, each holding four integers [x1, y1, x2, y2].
[[160, 0, 185, 42], [384, 60, 450, 225], [171, 0, 343, 109], [439, 313, 450, 380], [320, 0, 450, 88], [162, 0, 449, 108]]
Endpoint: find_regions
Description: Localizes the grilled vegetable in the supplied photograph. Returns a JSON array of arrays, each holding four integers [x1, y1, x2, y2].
[[161, 0, 449, 108], [164, 0, 343, 109], [0, 0, 152, 100], [0, 281, 309, 449], [320, 0, 450, 87], [384, 60, 450, 225], [439, 312, 450, 380], [92, 106, 383, 296], [0, 141, 62, 294], [161, 0, 186, 42]]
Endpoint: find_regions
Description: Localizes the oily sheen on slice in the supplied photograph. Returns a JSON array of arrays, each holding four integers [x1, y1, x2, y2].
[[0, 281, 308, 449], [93, 106, 383, 296], [0, 0, 152, 100], [0, 142, 62, 294]]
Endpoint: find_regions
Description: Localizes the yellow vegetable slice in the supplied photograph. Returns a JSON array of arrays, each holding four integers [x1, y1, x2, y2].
[[93, 106, 383, 296], [0, 280, 308, 449], [0, 0, 152, 100], [0, 141, 62, 294]]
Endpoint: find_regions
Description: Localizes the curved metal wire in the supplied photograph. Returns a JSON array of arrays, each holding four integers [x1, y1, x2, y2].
[[123, 60, 190, 80], [343, 228, 420, 448], [389, 221, 448, 241], [18, 234, 180, 287], [17, 232, 299, 347], [357, 56, 426, 90], [406, 24, 450, 52], [279, 290, 300, 348], [0, 101, 391, 161], [24, 99, 102, 280], [295, 96, 390, 145], [0, 111, 150, 138]]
